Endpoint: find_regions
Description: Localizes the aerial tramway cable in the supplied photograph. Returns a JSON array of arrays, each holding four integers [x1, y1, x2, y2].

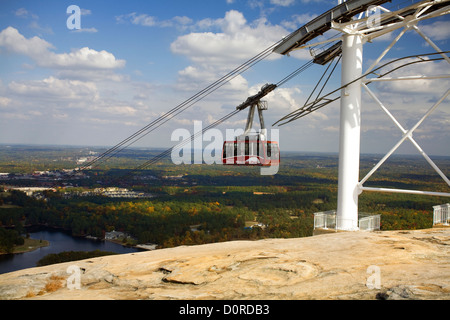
[[274, 51, 450, 126], [130, 109, 242, 173], [77, 0, 447, 175], [76, 45, 319, 180], [74, 50, 448, 179], [78, 0, 416, 173], [124, 59, 318, 175], [78, 40, 284, 172]]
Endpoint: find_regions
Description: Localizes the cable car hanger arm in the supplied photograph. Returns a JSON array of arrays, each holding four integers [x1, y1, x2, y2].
[[236, 83, 277, 111]]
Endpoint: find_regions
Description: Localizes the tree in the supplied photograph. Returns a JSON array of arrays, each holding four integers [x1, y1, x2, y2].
[[0, 227, 24, 254]]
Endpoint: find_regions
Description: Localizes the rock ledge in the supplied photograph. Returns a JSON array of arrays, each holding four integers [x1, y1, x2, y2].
[[0, 228, 449, 300]]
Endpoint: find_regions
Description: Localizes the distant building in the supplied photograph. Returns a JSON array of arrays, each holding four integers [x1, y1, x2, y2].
[[8, 187, 55, 197], [244, 222, 266, 230], [105, 230, 126, 240], [162, 175, 184, 180], [100, 188, 153, 198]]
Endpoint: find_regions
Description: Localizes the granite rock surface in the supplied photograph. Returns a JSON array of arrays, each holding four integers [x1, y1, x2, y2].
[[0, 228, 449, 300]]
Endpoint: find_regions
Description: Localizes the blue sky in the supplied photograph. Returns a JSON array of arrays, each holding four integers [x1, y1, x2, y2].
[[0, 0, 449, 157]]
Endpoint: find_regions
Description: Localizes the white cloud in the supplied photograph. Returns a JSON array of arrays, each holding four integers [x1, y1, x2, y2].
[[248, 83, 302, 114], [114, 8, 316, 130], [127, 13, 157, 26], [0, 27, 125, 70], [170, 10, 291, 75], [0, 26, 53, 57], [248, 0, 265, 10], [0, 97, 11, 107], [281, 13, 318, 30], [2, 75, 147, 132], [15, 8, 29, 17], [15, 8, 38, 19], [168, 8, 318, 123], [8, 76, 99, 102], [43, 47, 125, 70], [373, 58, 449, 95], [102, 105, 137, 116], [116, 13, 193, 29], [167, 9, 322, 135], [419, 20, 450, 41], [56, 69, 127, 82], [160, 16, 193, 28], [171, 11, 286, 61], [270, 0, 295, 6], [29, 21, 54, 35], [0, 27, 141, 139]]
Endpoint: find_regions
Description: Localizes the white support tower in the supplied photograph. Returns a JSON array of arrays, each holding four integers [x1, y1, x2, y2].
[[273, 0, 450, 231], [337, 32, 363, 230]]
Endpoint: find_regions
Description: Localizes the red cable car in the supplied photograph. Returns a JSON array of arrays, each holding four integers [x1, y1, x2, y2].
[[222, 133, 280, 166], [221, 84, 280, 167]]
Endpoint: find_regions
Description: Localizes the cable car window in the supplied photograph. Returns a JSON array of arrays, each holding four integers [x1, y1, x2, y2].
[[257, 138, 260, 156], [267, 142, 272, 158], [245, 137, 249, 156], [272, 143, 279, 159]]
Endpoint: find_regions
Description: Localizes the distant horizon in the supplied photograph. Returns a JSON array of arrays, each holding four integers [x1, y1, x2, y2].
[[2, 142, 450, 159], [0, 0, 448, 157]]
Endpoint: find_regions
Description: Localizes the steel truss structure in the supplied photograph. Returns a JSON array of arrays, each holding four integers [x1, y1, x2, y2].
[[274, 0, 450, 230]]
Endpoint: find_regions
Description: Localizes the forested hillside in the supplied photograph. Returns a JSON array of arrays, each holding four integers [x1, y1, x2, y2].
[[0, 146, 449, 252]]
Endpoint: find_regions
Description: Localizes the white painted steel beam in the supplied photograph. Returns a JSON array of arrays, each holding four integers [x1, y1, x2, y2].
[[362, 83, 450, 187], [275, 0, 450, 232], [336, 33, 363, 231], [359, 89, 450, 187], [366, 74, 450, 82]]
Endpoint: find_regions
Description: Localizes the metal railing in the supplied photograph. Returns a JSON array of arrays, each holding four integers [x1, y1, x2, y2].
[[359, 213, 381, 231], [314, 211, 381, 231], [314, 210, 337, 229], [433, 203, 450, 226]]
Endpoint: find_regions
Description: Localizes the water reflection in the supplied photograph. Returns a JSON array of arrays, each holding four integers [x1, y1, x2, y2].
[[0, 228, 142, 274]]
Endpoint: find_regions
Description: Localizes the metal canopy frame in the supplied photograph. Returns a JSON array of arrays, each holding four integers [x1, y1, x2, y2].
[[273, 0, 450, 230]]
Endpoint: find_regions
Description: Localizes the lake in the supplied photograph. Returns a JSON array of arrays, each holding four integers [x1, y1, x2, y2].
[[0, 228, 142, 274]]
